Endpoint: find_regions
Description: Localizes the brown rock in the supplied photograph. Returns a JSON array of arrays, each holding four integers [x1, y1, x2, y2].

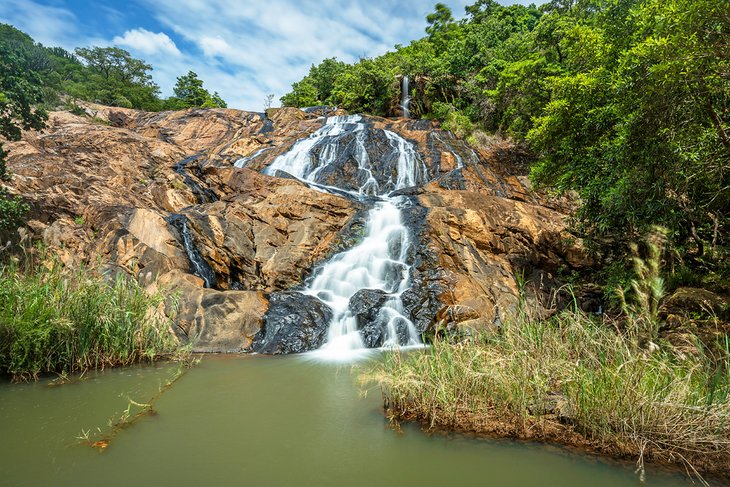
[[5, 103, 591, 350], [662, 288, 729, 319]]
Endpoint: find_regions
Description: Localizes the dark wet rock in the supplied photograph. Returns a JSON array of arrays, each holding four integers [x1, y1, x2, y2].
[[251, 292, 333, 354], [349, 289, 390, 347], [400, 203, 445, 333], [167, 213, 217, 288], [349, 289, 389, 324], [174, 154, 218, 204], [661, 288, 729, 320]]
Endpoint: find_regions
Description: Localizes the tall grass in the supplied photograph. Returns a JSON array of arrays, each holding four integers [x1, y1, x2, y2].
[[0, 255, 181, 381], [362, 311, 730, 481]]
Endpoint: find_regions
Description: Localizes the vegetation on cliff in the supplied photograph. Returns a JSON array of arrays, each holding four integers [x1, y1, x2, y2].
[[283, 0, 729, 290], [0, 26, 47, 243], [0, 252, 183, 381]]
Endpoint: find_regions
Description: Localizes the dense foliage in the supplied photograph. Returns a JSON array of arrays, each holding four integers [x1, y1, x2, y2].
[[282, 0, 729, 271], [0, 26, 47, 241]]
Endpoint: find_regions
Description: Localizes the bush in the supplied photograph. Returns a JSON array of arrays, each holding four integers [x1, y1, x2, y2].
[[0, 188, 29, 244]]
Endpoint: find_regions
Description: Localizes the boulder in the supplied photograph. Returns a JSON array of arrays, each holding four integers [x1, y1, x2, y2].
[[250, 292, 333, 354]]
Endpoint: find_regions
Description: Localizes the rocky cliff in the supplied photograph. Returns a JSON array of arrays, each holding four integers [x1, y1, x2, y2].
[[4, 103, 591, 352]]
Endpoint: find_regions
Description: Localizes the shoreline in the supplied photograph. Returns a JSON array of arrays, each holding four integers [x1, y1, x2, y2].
[[382, 402, 730, 485]]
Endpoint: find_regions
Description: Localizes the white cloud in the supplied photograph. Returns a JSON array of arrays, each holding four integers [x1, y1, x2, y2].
[[3, 0, 522, 111], [113, 28, 181, 57], [199, 36, 231, 58], [0, 0, 80, 49]]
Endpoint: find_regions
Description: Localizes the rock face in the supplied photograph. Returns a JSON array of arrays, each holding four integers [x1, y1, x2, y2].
[[5, 101, 590, 352]]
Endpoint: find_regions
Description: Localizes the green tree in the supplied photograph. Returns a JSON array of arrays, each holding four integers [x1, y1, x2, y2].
[[426, 3, 458, 53], [75, 47, 154, 85], [173, 71, 225, 108], [280, 58, 347, 107], [68, 46, 161, 110], [0, 35, 47, 241], [280, 77, 319, 107]]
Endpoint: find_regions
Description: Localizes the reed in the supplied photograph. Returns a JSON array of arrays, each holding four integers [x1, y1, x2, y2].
[[362, 310, 730, 482], [0, 254, 182, 381]]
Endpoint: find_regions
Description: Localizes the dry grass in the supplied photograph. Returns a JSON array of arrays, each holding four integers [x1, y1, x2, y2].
[[361, 310, 730, 483]]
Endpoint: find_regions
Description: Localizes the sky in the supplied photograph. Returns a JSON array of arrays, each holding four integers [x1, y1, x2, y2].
[[1, 0, 526, 111]]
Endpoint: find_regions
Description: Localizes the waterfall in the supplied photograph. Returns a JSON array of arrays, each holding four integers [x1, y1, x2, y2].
[[234, 147, 271, 168], [400, 75, 411, 118], [262, 114, 427, 359], [168, 214, 217, 289], [264, 115, 364, 182]]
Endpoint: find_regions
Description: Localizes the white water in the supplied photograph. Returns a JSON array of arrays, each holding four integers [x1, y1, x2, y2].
[[263, 115, 427, 360], [234, 147, 270, 168], [264, 115, 364, 183], [306, 199, 421, 360], [401, 76, 411, 118]]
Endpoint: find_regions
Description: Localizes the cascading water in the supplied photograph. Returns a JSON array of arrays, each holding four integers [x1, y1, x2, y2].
[[234, 147, 271, 168], [265, 115, 364, 186], [262, 115, 428, 359], [400, 76, 411, 118], [168, 214, 217, 289]]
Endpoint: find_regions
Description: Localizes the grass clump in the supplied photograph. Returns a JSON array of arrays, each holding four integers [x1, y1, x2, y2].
[[0, 255, 182, 381], [362, 310, 730, 482]]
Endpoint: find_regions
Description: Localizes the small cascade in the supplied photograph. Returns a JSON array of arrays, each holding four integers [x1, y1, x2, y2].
[[174, 155, 217, 204], [234, 147, 271, 168], [384, 130, 428, 189], [264, 115, 364, 182], [265, 115, 427, 195], [260, 113, 428, 359], [168, 214, 217, 289], [400, 75, 411, 118]]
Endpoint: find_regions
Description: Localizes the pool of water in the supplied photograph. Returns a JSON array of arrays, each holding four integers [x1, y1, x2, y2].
[[0, 355, 712, 486]]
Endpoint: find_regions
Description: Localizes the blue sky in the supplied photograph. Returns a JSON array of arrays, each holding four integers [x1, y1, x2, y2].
[[1, 0, 526, 111]]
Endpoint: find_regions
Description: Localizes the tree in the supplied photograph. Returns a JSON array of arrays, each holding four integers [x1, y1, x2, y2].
[[281, 77, 319, 107], [280, 58, 347, 107], [173, 71, 225, 108], [75, 47, 154, 85], [426, 3, 458, 54], [0, 35, 47, 240], [69, 46, 161, 110]]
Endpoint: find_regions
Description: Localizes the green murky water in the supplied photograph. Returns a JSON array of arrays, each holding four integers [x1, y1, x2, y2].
[[0, 355, 714, 486]]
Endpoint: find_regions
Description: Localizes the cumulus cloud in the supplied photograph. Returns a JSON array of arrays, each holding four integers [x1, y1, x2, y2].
[[199, 36, 232, 58], [113, 28, 181, 57], [0, 0, 80, 49], [134, 0, 477, 109], [5, 0, 521, 110]]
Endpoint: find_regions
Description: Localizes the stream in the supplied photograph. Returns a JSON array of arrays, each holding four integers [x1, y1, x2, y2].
[[0, 356, 699, 486]]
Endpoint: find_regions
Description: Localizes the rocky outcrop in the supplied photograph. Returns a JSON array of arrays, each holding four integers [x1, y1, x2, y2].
[[250, 292, 332, 354], [414, 189, 590, 332], [5, 102, 590, 352]]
